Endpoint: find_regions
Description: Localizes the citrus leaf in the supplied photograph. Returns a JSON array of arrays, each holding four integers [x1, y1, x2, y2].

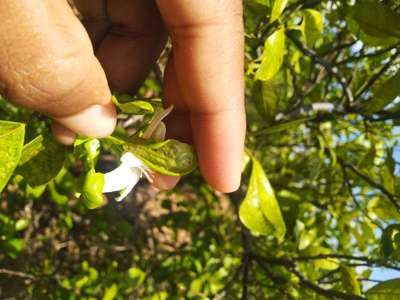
[[361, 70, 400, 114], [127, 139, 198, 176], [270, 0, 288, 23], [112, 95, 154, 114], [366, 278, 400, 299], [17, 136, 66, 186], [256, 27, 286, 81], [252, 80, 280, 124], [341, 266, 361, 296], [0, 121, 25, 192], [381, 224, 400, 258], [19, 135, 44, 165], [301, 9, 323, 47], [239, 156, 286, 241], [345, 2, 400, 44]]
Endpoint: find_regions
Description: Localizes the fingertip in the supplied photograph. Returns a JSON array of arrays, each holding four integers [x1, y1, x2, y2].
[[55, 101, 117, 138], [51, 122, 76, 145]]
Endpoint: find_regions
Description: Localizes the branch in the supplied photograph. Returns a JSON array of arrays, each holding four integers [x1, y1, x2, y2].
[[340, 162, 384, 230], [286, 30, 355, 105], [251, 254, 365, 300], [0, 268, 36, 280], [354, 50, 400, 101], [338, 157, 400, 211]]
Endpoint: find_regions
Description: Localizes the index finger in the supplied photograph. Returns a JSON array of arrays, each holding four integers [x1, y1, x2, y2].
[[156, 0, 246, 192]]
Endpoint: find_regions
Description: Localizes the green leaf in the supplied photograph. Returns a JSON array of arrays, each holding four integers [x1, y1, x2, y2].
[[381, 224, 400, 258], [345, 2, 400, 44], [308, 247, 339, 271], [270, 0, 288, 23], [366, 278, 400, 299], [112, 96, 154, 115], [17, 136, 66, 187], [361, 71, 400, 114], [74, 138, 101, 171], [254, 116, 315, 136], [301, 9, 323, 47], [256, 27, 286, 81], [252, 80, 280, 124], [341, 266, 361, 296], [367, 197, 400, 222], [19, 135, 44, 165], [15, 218, 29, 231], [102, 283, 118, 300], [127, 139, 198, 176], [81, 170, 105, 210], [0, 121, 25, 192], [239, 156, 286, 241]]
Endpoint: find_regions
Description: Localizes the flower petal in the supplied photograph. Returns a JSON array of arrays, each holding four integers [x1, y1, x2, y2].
[[115, 168, 141, 202]]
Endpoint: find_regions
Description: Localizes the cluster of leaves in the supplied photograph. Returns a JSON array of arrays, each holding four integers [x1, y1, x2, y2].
[[1, 0, 400, 298]]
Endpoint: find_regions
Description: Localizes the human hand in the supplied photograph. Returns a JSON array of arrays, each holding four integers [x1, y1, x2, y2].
[[0, 0, 245, 193]]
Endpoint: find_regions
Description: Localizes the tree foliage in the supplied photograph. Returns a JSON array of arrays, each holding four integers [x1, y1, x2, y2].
[[1, 0, 400, 299]]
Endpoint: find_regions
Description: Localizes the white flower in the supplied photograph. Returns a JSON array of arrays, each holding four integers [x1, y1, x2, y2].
[[102, 152, 150, 202], [101, 105, 173, 202]]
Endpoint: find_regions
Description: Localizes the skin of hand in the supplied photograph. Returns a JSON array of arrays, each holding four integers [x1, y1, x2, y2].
[[0, 0, 245, 193]]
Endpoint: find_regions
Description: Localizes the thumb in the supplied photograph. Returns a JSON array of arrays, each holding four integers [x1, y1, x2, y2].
[[0, 0, 116, 139]]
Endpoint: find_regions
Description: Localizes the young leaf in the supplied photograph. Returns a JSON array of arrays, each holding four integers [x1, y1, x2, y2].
[[270, 0, 288, 23], [345, 2, 400, 41], [113, 98, 154, 115], [341, 266, 361, 296], [127, 139, 198, 176], [252, 80, 280, 124], [74, 138, 101, 171], [19, 135, 44, 165], [17, 136, 66, 187], [365, 278, 400, 299], [301, 9, 323, 47], [254, 116, 315, 136], [256, 27, 286, 81], [0, 121, 25, 192], [239, 156, 286, 241]]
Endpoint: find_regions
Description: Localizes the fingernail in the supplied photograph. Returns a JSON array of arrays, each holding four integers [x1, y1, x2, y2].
[[51, 122, 76, 145], [152, 174, 181, 191], [55, 102, 117, 138]]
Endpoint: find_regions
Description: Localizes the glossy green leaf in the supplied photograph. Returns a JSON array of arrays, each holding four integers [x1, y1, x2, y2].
[[308, 247, 339, 271], [18, 136, 65, 187], [341, 266, 361, 296], [113, 97, 154, 115], [381, 224, 400, 258], [82, 170, 105, 210], [301, 9, 323, 47], [102, 283, 118, 300], [361, 71, 400, 114], [239, 156, 286, 241], [256, 27, 286, 81], [366, 278, 400, 299], [127, 139, 198, 176], [74, 138, 101, 171], [19, 135, 44, 165], [0, 121, 25, 192], [367, 197, 400, 222], [346, 2, 400, 43], [254, 116, 315, 136], [15, 218, 29, 231], [252, 80, 280, 124], [270, 0, 288, 23]]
